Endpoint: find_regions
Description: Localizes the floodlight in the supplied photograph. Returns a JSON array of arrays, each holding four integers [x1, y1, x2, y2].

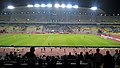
[[46, 4, 52, 7], [7, 5, 15, 9], [66, 4, 72, 8], [61, 4, 66, 8], [27, 5, 34, 7], [73, 5, 79, 8], [41, 4, 46, 7], [90, 7, 97, 10], [34, 4, 40, 7], [54, 4, 60, 8]]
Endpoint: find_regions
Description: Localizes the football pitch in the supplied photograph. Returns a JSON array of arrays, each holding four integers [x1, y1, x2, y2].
[[0, 34, 120, 47]]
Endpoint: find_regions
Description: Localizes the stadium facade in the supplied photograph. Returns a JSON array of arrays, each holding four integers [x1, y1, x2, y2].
[[0, 6, 120, 33]]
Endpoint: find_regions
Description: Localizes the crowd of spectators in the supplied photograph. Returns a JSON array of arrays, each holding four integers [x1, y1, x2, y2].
[[0, 25, 110, 34], [1, 24, 120, 34], [0, 47, 120, 68]]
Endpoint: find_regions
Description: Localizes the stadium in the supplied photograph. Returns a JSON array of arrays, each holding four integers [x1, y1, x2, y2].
[[0, 1, 120, 68], [0, 4, 120, 47]]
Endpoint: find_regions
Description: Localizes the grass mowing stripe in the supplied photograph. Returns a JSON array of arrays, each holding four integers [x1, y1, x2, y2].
[[87, 35, 107, 45], [41, 34, 51, 46], [73, 34, 95, 46], [0, 35, 20, 46], [6, 34, 31, 46], [69, 35, 83, 46], [89, 34, 119, 46], [34, 34, 48, 46]]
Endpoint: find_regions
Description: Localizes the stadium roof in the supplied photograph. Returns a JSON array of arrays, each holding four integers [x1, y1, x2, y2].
[[0, 0, 120, 14], [3, 5, 105, 14]]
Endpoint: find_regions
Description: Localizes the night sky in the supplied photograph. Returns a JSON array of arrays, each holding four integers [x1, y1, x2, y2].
[[0, 0, 120, 14]]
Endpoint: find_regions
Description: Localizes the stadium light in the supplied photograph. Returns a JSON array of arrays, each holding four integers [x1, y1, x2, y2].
[[66, 4, 72, 8], [90, 7, 98, 23], [27, 5, 34, 7], [54, 4, 60, 8], [61, 4, 66, 8], [46, 4, 52, 7], [7, 5, 15, 9], [73, 5, 79, 8], [90, 7, 97, 10], [41, 4, 46, 7], [34, 4, 40, 7]]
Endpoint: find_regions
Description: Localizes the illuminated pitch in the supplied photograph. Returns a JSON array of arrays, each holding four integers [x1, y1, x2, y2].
[[0, 34, 120, 47]]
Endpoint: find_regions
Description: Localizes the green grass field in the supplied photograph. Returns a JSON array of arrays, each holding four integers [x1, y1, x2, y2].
[[0, 34, 120, 47]]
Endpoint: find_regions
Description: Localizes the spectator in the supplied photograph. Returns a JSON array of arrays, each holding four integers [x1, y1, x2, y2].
[[42, 55, 46, 65], [78, 52, 84, 61], [75, 53, 78, 59], [4, 53, 10, 60], [24, 47, 37, 65], [103, 51, 115, 68], [94, 48, 103, 68], [84, 52, 90, 62], [68, 52, 73, 59], [13, 52, 18, 60], [16, 54, 22, 64], [117, 50, 120, 66], [113, 49, 119, 65], [76, 52, 84, 67], [84, 52, 90, 60], [9, 51, 13, 60]]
